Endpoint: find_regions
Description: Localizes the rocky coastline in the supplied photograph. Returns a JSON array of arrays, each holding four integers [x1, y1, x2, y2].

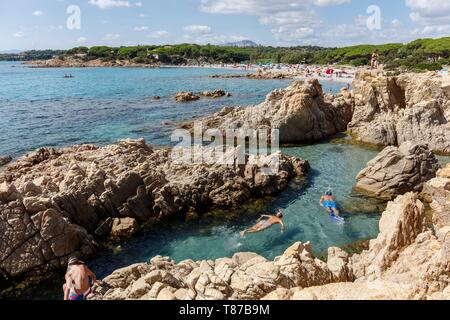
[[24, 57, 160, 68], [89, 169, 450, 300], [195, 79, 354, 143], [87, 71, 450, 300], [1, 70, 449, 300], [0, 139, 308, 283], [196, 71, 450, 155], [210, 71, 294, 80]]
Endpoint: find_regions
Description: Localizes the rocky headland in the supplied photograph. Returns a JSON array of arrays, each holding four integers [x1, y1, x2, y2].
[[0, 139, 309, 282], [196, 79, 353, 143], [25, 57, 159, 68], [210, 71, 294, 80]]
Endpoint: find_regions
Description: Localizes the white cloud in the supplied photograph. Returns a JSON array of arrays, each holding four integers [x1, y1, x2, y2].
[[314, 0, 350, 6], [199, 0, 351, 45], [184, 25, 212, 34], [13, 31, 25, 38], [149, 30, 170, 39], [32, 10, 44, 16], [406, 0, 450, 37], [134, 26, 149, 31], [272, 26, 315, 42], [421, 25, 450, 35], [103, 33, 120, 40], [135, 2, 143, 7], [77, 37, 87, 43], [183, 33, 248, 45], [406, 0, 450, 27], [406, 0, 450, 22], [392, 19, 402, 28], [89, 0, 132, 9]]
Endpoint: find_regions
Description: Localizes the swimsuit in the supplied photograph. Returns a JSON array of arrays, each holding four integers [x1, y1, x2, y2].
[[322, 201, 337, 209], [69, 287, 91, 301], [258, 220, 272, 228]]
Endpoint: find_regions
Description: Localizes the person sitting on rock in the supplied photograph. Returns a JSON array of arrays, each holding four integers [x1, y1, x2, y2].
[[320, 191, 340, 217], [63, 257, 98, 301], [240, 209, 285, 237]]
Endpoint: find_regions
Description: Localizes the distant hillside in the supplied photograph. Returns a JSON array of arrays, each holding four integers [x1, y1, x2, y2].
[[0, 49, 65, 61], [223, 40, 259, 48], [1, 37, 450, 72], [0, 50, 22, 54]]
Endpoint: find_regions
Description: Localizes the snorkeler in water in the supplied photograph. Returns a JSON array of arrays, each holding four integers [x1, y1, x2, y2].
[[240, 209, 285, 237], [320, 191, 340, 217]]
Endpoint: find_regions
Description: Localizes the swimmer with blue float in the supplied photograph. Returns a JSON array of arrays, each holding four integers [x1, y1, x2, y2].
[[320, 190, 344, 223]]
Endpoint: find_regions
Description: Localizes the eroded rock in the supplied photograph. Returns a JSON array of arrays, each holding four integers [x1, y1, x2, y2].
[[349, 71, 450, 154], [197, 79, 353, 143], [355, 142, 440, 200]]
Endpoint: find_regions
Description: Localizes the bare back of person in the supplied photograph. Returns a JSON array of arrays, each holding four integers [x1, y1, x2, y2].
[[67, 265, 91, 295], [240, 209, 285, 237]]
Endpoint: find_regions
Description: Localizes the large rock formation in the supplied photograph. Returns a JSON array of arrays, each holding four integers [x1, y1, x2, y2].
[[0, 139, 308, 281], [198, 79, 353, 143], [349, 71, 450, 154], [355, 142, 440, 200]]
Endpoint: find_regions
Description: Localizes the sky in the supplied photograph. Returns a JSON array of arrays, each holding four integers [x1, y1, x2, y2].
[[1, 0, 450, 51]]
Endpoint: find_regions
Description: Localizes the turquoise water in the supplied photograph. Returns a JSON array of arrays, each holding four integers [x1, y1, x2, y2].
[[0, 62, 344, 157], [88, 142, 382, 268], [11, 140, 385, 300], [1, 61, 385, 299]]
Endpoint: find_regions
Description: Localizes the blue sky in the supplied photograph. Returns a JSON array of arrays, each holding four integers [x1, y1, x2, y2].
[[1, 0, 450, 50]]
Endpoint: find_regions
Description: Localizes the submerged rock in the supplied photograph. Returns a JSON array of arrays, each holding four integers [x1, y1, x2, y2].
[[0, 156, 12, 167], [197, 79, 353, 143], [200, 90, 231, 98], [355, 142, 440, 200], [349, 71, 450, 154], [0, 139, 308, 281], [173, 92, 200, 102], [110, 218, 139, 238]]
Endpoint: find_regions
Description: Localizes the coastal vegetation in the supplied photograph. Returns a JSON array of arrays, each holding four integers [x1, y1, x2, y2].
[[2, 37, 450, 71]]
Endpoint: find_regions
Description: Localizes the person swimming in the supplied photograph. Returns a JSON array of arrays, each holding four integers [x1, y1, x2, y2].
[[240, 209, 285, 237], [320, 191, 340, 217]]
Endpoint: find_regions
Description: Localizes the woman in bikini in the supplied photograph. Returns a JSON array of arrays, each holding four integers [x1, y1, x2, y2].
[[371, 49, 379, 69], [240, 209, 285, 237]]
